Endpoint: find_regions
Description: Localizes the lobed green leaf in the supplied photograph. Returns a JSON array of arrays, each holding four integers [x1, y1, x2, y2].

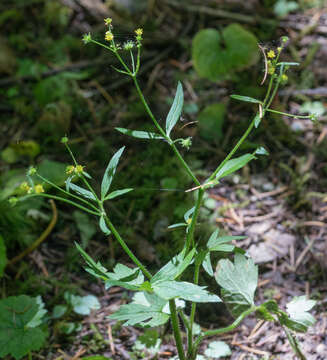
[[216, 253, 258, 317]]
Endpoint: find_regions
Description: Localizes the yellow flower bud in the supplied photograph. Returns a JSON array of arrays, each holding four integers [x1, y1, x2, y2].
[[105, 31, 114, 41], [75, 165, 84, 174], [66, 165, 75, 174], [34, 184, 45, 194], [104, 18, 112, 26], [135, 28, 143, 36], [20, 182, 31, 193]]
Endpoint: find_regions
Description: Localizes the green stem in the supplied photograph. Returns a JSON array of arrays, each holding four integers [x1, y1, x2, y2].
[[265, 108, 312, 119], [179, 310, 191, 334], [187, 260, 201, 357], [21, 193, 101, 216], [185, 189, 204, 253], [104, 216, 152, 280], [283, 326, 307, 360], [208, 118, 256, 182], [36, 173, 99, 212], [132, 76, 200, 186], [265, 66, 284, 109], [262, 75, 275, 107], [169, 300, 186, 360], [191, 306, 257, 359], [132, 76, 168, 139]]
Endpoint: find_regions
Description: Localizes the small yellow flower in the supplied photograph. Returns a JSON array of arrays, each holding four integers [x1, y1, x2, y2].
[[281, 74, 288, 83], [267, 50, 276, 59], [75, 165, 84, 174], [135, 28, 143, 36], [34, 184, 45, 194], [105, 31, 114, 41], [66, 165, 75, 174], [20, 182, 31, 193], [277, 47, 282, 53], [104, 18, 112, 26]]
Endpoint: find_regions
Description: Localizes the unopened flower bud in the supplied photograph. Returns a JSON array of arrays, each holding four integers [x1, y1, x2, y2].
[[82, 33, 92, 44], [34, 184, 45, 194]]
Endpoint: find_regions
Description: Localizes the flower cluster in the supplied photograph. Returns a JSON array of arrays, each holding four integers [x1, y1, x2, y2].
[[66, 164, 84, 175], [19, 182, 44, 194]]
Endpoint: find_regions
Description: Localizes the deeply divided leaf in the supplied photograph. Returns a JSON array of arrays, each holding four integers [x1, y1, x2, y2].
[[151, 248, 195, 283], [283, 296, 316, 332], [75, 243, 144, 290], [166, 82, 184, 138], [216, 253, 258, 317], [151, 280, 221, 303], [110, 293, 170, 327]]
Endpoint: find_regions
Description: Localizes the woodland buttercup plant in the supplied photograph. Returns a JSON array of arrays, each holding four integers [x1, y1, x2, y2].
[[17, 20, 317, 360]]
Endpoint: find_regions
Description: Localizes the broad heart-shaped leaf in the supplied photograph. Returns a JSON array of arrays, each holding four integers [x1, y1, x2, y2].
[[75, 243, 144, 290], [0, 295, 47, 359], [215, 154, 255, 181], [68, 182, 96, 200], [0, 235, 7, 277], [230, 95, 262, 104], [216, 253, 258, 317], [192, 24, 259, 81], [116, 128, 164, 140], [151, 280, 221, 303], [166, 81, 184, 138], [282, 296, 316, 332], [151, 248, 196, 283], [104, 188, 133, 200], [101, 147, 125, 200], [110, 292, 170, 327]]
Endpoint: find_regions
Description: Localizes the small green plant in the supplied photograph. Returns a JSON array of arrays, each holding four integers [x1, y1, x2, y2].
[[15, 22, 317, 360]]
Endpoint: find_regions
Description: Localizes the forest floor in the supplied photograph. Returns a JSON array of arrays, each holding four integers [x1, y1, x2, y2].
[[2, 1, 327, 359]]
